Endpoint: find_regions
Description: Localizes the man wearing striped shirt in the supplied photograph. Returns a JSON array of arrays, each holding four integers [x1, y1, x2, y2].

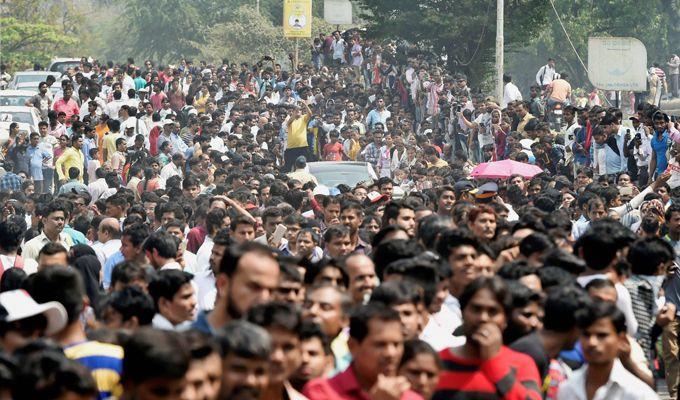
[[433, 277, 541, 400]]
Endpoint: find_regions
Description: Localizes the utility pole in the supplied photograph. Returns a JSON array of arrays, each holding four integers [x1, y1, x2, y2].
[[256, 0, 260, 14], [496, 0, 504, 103]]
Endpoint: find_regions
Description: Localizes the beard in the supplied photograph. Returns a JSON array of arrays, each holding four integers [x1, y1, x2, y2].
[[220, 385, 261, 400], [226, 283, 244, 319]]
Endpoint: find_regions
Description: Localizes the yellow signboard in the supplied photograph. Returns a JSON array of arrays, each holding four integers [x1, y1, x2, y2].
[[283, 0, 312, 38]]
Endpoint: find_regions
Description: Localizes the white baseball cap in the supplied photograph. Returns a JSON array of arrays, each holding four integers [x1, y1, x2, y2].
[[0, 290, 67, 335], [312, 184, 330, 196]]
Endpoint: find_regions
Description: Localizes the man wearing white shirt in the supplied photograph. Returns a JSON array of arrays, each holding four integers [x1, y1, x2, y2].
[[557, 302, 658, 400], [502, 74, 522, 109], [194, 231, 231, 312], [106, 91, 126, 120], [143, 231, 183, 271], [95, 218, 122, 270], [432, 230, 483, 347], [536, 58, 557, 88], [148, 269, 197, 332], [160, 153, 185, 182]]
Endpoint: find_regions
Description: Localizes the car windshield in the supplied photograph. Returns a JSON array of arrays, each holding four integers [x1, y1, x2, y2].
[[308, 166, 372, 187], [50, 62, 79, 74], [0, 95, 32, 107], [0, 112, 33, 124], [16, 75, 49, 84]]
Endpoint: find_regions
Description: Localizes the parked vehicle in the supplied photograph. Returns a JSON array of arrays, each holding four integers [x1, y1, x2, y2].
[[0, 90, 37, 107], [48, 58, 81, 74], [307, 161, 378, 188], [9, 71, 62, 91]]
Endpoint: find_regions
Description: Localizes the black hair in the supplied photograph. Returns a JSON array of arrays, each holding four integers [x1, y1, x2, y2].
[[459, 276, 512, 317], [298, 321, 331, 355], [0, 218, 25, 252], [349, 303, 401, 343], [543, 285, 591, 332], [537, 266, 576, 291], [218, 242, 277, 277], [122, 223, 150, 247], [206, 208, 228, 235], [142, 231, 179, 259], [574, 229, 620, 271], [519, 232, 554, 257], [11, 350, 97, 399], [27, 267, 84, 324], [497, 260, 538, 281], [417, 215, 453, 250], [323, 224, 350, 243], [122, 328, 190, 384], [0, 267, 27, 292], [217, 320, 271, 359], [148, 270, 194, 311], [436, 228, 479, 260], [399, 339, 442, 369], [372, 239, 422, 279], [381, 200, 414, 227], [369, 280, 424, 308], [110, 261, 148, 290], [106, 286, 155, 326], [542, 248, 586, 275], [247, 301, 302, 334], [626, 237, 674, 275], [576, 302, 627, 334]]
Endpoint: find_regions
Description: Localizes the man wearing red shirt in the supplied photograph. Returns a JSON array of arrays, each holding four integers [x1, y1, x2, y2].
[[303, 303, 423, 400], [52, 86, 80, 127], [434, 276, 542, 400]]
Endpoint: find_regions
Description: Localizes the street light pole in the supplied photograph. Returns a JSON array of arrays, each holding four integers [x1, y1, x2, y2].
[[496, 0, 504, 103]]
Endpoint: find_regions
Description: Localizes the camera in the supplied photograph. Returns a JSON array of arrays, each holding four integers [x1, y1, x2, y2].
[[263, 55, 273, 61]]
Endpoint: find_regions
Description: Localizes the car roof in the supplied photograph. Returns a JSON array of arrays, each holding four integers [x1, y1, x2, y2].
[[14, 71, 62, 76], [0, 105, 38, 112], [307, 161, 371, 170], [0, 90, 37, 96], [50, 58, 80, 62]]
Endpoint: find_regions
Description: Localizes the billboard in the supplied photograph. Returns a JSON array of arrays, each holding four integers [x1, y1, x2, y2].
[[324, 0, 352, 25], [588, 37, 647, 91], [284, 0, 312, 38]]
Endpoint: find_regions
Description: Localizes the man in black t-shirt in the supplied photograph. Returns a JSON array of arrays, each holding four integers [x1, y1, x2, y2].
[[510, 285, 590, 389]]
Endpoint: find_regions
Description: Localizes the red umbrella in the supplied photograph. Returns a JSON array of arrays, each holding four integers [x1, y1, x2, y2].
[[470, 159, 543, 179]]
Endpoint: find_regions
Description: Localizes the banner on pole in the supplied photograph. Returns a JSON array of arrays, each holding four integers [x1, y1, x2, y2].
[[324, 0, 352, 25], [588, 37, 647, 91], [284, 0, 312, 38]]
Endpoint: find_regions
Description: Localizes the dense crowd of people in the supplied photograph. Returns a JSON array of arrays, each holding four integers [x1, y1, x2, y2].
[[0, 31, 679, 399]]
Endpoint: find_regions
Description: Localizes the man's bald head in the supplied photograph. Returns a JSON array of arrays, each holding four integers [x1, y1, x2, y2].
[[344, 254, 378, 304], [99, 217, 122, 242]]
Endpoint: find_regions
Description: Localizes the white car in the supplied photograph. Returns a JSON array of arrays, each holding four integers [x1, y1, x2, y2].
[[0, 90, 37, 107], [0, 106, 41, 143], [9, 71, 62, 91], [48, 58, 81, 74]]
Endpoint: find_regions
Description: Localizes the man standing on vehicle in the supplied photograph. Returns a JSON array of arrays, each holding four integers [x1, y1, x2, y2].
[[284, 101, 313, 173], [536, 58, 557, 89], [546, 72, 572, 109], [27, 81, 52, 121]]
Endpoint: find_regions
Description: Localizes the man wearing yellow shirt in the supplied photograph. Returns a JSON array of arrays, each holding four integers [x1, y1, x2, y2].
[[55, 133, 85, 183], [424, 146, 449, 168], [284, 101, 312, 172], [515, 102, 535, 135], [103, 119, 122, 164]]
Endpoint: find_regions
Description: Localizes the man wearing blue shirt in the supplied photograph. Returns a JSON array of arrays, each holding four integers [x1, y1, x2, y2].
[[27, 132, 52, 193]]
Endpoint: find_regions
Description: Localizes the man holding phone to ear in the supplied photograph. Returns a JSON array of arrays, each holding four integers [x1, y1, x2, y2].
[[255, 206, 288, 249]]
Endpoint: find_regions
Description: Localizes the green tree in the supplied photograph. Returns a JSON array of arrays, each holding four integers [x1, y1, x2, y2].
[[200, 4, 337, 68], [506, 0, 680, 91], [0, 17, 78, 69], [201, 5, 291, 66], [355, 0, 547, 85], [121, 0, 206, 63]]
